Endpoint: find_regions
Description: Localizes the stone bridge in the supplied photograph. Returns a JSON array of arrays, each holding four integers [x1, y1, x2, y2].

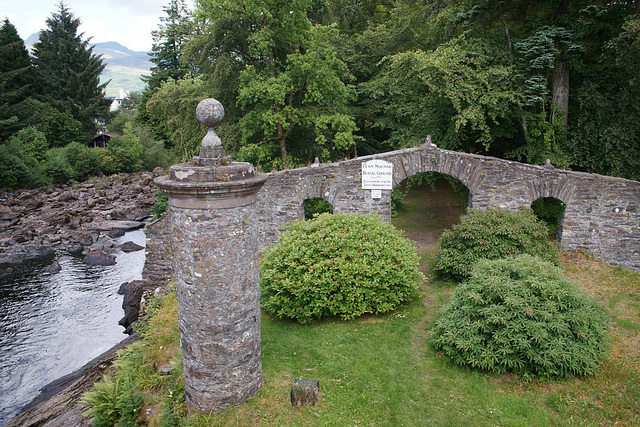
[[255, 142, 640, 271]]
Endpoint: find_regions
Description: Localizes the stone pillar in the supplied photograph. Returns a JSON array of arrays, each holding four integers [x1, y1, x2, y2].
[[155, 99, 267, 413]]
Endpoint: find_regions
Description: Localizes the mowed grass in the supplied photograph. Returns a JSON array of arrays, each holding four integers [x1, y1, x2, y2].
[[131, 180, 640, 426]]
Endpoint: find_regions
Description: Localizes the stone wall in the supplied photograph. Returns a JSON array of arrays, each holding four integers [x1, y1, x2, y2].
[[255, 143, 640, 271], [142, 215, 174, 288]]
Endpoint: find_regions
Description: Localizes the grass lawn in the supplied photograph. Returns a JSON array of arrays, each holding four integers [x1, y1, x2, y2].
[[95, 179, 640, 426]]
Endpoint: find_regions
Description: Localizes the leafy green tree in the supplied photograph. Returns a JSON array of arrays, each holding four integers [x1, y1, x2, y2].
[[0, 19, 35, 141], [32, 2, 111, 140], [145, 75, 208, 160], [0, 142, 30, 190]]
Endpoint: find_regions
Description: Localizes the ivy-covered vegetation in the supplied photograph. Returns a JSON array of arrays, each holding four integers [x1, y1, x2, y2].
[[434, 208, 560, 282], [432, 254, 609, 378], [260, 213, 423, 323]]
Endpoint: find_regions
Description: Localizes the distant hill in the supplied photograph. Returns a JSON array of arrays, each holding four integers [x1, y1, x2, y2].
[[25, 34, 151, 98]]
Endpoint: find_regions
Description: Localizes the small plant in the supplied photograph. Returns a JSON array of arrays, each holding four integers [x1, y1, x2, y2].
[[431, 254, 609, 378], [434, 207, 559, 282], [80, 375, 143, 427], [260, 212, 424, 323], [152, 189, 169, 221]]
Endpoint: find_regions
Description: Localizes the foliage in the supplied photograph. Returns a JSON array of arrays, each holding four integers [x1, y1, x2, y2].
[[432, 254, 609, 378], [105, 122, 144, 173], [260, 212, 423, 323], [146, 0, 197, 91], [0, 19, 35, 141], [434, 207, 559, 282], [152, 189, 168, 221], [303, 197, 333, 220], [9, 126, 48, 163], [531, 197, 566, 238], [365, 36, 521, 153], [390, 188, 406, 217], [32, 2, 110, 139], [0, 142, 30, 190], [145, 75, 208, 160], [80, 375, 143, 427]]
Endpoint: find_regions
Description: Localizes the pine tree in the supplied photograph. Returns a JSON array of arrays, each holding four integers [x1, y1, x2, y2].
[[32, 1, 110, 140], [146, 0, 196, 90], [0, 19, 35, 141]]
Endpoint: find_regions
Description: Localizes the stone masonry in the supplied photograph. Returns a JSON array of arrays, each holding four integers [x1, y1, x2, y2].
[[255, 142, 640, 271]]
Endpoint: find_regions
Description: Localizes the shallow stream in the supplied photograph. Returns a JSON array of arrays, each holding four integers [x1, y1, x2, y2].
[[0, 230, 145, 424]]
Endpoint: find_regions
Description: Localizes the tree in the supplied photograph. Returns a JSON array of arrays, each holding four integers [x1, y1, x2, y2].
[[0, 19, 35, 141], [146, 0, 197, 90], [189, 0, 360, 169], [32, 2, 110, 140]]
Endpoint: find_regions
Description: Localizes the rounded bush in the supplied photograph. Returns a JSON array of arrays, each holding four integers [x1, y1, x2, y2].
[[431, 254, 609, 378], [260, 213, 424, 324], [434, 207, 559, 282]]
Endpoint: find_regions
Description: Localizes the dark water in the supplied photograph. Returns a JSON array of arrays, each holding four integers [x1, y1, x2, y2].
[[0, 230, 145, 425]]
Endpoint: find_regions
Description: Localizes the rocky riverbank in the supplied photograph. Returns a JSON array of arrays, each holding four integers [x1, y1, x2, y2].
[[0, 171, 162, 277]]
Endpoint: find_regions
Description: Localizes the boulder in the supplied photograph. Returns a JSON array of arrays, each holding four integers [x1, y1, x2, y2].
[[118, 280, 144, 334], [119, 241, 144, 253], [83, 249, 116, 266]]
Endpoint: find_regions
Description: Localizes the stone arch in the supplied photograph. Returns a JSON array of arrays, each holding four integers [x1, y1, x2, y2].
[[391, 171, 469, 248], [531, 197, 567, 242], [302, 197, 334, 220]]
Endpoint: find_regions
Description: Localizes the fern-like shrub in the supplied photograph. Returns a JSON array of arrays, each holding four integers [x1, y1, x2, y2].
[[80, 375, 143, 427], [432, 255, 609, 378], [260, 212, 424, 324], [434, 207, 559, 282]]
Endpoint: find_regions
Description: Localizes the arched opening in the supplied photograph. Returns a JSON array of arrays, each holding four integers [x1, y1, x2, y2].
[[391, 172, 469, 253], [531, 197, 566, 241], [303, 197, 333, 220]]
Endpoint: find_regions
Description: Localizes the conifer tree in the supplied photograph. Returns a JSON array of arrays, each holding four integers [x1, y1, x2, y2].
[[0, 19, 34, 141], [32, 2, 110, 140]]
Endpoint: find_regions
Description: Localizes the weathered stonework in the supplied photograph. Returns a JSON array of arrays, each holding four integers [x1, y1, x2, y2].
[[155, 160, 267, 413], [255, 143, 640, 271]]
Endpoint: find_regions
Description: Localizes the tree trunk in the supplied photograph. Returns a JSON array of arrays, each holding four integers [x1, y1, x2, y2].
[[551, 48, 570, 128], [278, 122, 288, 158]]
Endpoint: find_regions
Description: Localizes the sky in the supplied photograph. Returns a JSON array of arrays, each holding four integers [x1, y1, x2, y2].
[[3, 0, 195, 52]]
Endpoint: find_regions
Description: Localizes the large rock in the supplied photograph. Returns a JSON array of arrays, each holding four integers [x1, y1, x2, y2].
[[83, 249, 116, 266], [119, 241, 144, 253], [118, 280, 144, 334]]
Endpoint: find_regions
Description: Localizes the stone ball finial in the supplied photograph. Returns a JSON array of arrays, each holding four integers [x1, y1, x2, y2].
[[196, 98, 225, 150]]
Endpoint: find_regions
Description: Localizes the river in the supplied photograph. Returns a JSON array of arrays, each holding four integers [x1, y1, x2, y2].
[[0, 229, 145, 425]]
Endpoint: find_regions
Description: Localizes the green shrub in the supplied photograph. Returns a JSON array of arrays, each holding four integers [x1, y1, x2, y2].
[[44, 147, 74, 184], [64, 142, 100, 180], [260, 212, 424, 324], [10, 126, 48, 162], [431, 255, 609, 378], [434, 207, 559, 282]]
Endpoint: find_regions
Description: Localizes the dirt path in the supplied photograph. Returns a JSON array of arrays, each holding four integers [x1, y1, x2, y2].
[[391, 179, 468, 254]]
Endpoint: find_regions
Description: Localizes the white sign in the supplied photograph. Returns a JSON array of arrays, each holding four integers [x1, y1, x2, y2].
[[371, 189, 382, 199], [362, 159, 393, 190]]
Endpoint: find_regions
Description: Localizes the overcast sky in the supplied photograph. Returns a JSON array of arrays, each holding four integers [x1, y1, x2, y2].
[[3, 0, 195, 52]]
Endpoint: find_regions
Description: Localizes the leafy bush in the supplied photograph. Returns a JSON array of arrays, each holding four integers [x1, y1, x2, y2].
[[431, 255, 609, 378], [434, 207, 559, 282], [10, 126, 48, 162], [44, 147, 74, 184], [64, 142, 100, 180], [260, 213, 424, 323]]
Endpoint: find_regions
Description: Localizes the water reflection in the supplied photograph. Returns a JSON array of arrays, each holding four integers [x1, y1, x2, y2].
[[0, 230, 145, 424]]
